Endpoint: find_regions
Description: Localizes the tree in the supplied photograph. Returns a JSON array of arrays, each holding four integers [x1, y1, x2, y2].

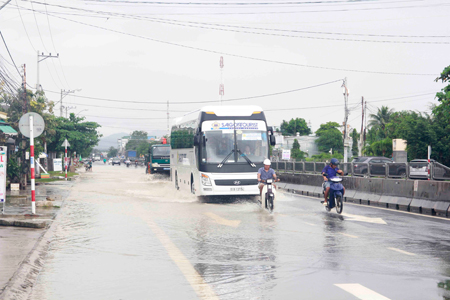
[[432, 65, 450, 165], [291, 139, 307, 160], [350, 129, 359, 157], [47, 113, 102, 157], [108, 146, 118, 158], [280, 118, 311, 136], [315, 122, 343, 154], [368, 106, 394, 139]]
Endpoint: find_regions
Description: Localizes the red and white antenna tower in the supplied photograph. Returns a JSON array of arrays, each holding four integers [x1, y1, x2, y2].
[[219, 56, 224, 105]]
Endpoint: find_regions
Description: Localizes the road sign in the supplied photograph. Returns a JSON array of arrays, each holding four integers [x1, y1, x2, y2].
[[18, 112, 45, 138], [61, 139, 70, 147]]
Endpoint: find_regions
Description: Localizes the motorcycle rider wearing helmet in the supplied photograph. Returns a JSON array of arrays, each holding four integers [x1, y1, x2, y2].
[[322, 158, 345, 206], [257, 159, 278, 196]]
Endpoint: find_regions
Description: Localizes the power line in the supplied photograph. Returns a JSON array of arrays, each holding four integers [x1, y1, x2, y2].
[[78, 0, 409, 6], [24, 6, 437, 76], [27, 1, 450, 44], [266, 92, 436, 111], [15, 0, 36, 51], [43, 79, 342, 105], [70, 1, 449, 16], [0, 31, 22, 77], [43, 0, 71, 88]]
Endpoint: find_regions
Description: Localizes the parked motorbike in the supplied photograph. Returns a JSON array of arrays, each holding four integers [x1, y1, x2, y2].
[[322, 176, 344, 214]]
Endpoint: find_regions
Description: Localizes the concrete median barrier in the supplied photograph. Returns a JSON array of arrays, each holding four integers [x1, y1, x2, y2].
[[277, 172, 450, 217]]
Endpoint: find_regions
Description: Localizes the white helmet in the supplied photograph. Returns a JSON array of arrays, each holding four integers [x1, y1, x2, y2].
[[263, 159, 271, 166]]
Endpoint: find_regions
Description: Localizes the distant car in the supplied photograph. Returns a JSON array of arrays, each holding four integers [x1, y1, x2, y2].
[[352, 156, 406, 177], [112, 158, 121, 166], [408, 159, 448, 179]]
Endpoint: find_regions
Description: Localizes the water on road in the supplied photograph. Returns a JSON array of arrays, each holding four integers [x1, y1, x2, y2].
[[28, 163, 450, 299]]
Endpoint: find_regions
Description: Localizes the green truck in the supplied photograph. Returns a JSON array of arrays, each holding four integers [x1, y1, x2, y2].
[[146, 144, 170, 174]]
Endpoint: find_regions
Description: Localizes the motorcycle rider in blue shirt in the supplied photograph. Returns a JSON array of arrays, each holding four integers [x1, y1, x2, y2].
[[322, 158, 345, 206]]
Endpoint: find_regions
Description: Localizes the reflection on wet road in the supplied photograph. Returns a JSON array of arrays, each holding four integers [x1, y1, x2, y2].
[[29, 163, 450, 299]]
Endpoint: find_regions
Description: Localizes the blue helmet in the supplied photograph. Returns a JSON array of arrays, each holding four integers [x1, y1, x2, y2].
[[330, 158, 340, 166]]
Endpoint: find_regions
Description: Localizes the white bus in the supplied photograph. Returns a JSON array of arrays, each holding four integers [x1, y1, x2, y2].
[[170, 105, 276, 196]]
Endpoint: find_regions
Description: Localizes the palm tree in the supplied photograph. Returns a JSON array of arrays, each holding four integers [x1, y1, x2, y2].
[[369, 106, 394, 137]]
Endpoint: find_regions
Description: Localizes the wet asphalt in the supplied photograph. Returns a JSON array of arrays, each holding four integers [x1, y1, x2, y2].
[[27, 162, 450, 300]]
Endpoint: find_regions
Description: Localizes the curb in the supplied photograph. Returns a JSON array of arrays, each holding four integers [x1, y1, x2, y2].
[[0, 219, 50, 229], [0, 181, 74, 300]]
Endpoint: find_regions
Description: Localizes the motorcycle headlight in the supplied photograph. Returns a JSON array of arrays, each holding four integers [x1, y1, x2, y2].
[[201, 173, 212, 186]]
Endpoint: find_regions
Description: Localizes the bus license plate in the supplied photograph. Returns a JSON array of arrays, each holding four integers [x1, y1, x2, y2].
[[163, 168, 170, 170], [230, 187, 244, 192]]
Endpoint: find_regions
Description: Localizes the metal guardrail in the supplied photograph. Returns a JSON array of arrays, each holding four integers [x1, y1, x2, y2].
[[272, 160, 449, 181]]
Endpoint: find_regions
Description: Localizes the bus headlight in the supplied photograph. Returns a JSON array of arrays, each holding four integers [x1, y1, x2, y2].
[[201, 173, 212, 186]]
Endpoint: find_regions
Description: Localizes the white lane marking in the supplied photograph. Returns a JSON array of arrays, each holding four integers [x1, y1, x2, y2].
[[335, 283, 392, 300], [282, 191, 450, 222], [339, 232, 358, 238], [341, 212, 387, 225], [302, 221, 317, 226], [204, 212, 241, 228], [137, 208, 219, 299], [387, 247, 416, 256]]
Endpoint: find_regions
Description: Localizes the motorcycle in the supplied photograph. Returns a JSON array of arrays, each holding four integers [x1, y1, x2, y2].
[[322, 176, 344, 214], [85, 163, 92, 172], [260, 179, 279, 213]]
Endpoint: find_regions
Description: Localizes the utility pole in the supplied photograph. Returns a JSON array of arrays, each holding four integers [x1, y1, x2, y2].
[[65, 106, 76, 118], [21, 64, 27, 189], [342, 78, 350, 163], [364, 100, 367, 147], [36, 51, 58, 91], [359, 97, 364, 156], [59, 89, 79, 117], [167, 100, 169, 136]]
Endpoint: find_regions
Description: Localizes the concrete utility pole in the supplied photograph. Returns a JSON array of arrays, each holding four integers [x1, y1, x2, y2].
[[167, 100, 169, 136], [359, 97, 364, 156], [36, 51, 58, 91], [342, 78, 350, 163], [59, 89, 80, 117], [21, 64, 27, 189]]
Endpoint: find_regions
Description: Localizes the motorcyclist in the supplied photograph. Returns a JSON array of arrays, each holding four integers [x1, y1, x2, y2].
[[103, 158, 106, 164], [87, 159, 93, 171], [257, 159, 278, 197], [322, 158, 345, 206], [135, 160, 138, 168]]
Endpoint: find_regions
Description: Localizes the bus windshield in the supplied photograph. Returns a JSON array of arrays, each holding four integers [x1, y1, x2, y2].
[[152, 146, 170, 156], [201, 120, 268, 164]]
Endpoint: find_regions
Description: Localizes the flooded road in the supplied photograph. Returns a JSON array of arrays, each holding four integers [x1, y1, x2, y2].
[[28, 163, 450, 299]]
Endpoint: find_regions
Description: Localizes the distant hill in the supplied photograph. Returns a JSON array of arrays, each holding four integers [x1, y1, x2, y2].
[[97, 132, 127, 150], [97, 130, 168, 151]]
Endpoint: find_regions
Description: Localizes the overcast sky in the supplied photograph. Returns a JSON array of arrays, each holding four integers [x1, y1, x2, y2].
[[0, 0, 448, 138]]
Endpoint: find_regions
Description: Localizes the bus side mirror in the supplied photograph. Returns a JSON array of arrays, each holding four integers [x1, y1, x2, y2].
[[270, 135, 276, 146]]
